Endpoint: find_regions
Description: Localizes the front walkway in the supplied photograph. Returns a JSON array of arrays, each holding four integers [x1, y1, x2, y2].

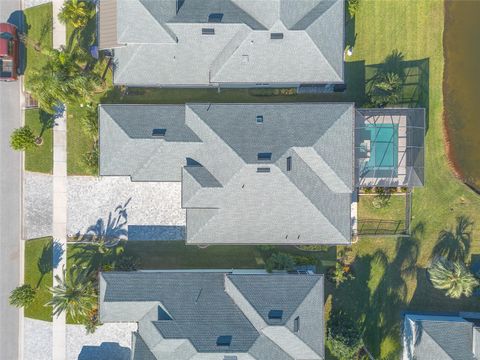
[[51, 1, 67, 359]]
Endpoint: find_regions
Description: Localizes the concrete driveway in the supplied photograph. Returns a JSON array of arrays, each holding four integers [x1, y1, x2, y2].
[[67, 176, 186, 240]]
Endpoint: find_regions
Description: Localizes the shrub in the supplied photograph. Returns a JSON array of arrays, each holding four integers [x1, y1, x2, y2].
[[362, 187, 373, 194], [372, 194, 390, 209], [82, 142, 99, 172], [9, 284, 36, 308], [327, 310, 363, 360], [10, 126, 37, 151], [84, 309, 101, 334], [329, 262, 355, 286], [79, 106, 98, 140], [369, 72, 402, 107], [114, 255, 139, 271], [265, 253, 296, 273], [348, 0, 361, 18], [296, 245, 329, 252]]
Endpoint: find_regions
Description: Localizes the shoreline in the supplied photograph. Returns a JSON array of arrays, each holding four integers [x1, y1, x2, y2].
[[441, 0, 471, 186]]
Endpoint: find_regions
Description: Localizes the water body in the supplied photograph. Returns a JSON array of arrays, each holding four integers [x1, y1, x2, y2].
[[443, 1, 480, 192]]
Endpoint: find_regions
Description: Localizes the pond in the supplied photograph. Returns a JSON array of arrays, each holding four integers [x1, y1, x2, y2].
[[443, 1, 480, 192]]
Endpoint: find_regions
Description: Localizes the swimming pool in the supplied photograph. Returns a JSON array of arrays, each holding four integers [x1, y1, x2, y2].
[[367, 124, 398, 170]]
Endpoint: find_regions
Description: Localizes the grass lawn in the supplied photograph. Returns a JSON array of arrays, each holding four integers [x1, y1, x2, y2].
[[24, 109, 53, 173], [358, 194, 406, 222], [23, 3, 53, 86], [61, 1, 480, 358], [329, 1, 480, 358], [67, 241, 337, 273], [24, 237, 53, 321]]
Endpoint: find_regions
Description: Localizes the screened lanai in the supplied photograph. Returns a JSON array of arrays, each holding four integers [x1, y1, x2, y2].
[[355, 108, 425, 187]]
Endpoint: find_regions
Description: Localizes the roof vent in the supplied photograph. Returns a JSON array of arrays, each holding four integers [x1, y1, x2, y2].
[[286, 156, 292, 171], [202, 28, 215, 35], [152, 128, 166, 137], [268, 310, 283, 319], [256, 115, 263, 123], [257, 167, 270, 173], [270, 33, 284, 39], [208, 13, 223, 22], [216, 335, 232, 346], [224, 356, 238, 360], [257, 152, 272, 161]]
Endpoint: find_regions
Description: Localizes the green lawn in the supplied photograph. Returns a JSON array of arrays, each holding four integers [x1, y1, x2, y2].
[[23, 3, 53, 86], [358, 194, 406, 222], [329, 1, 480, 358], [67, 241, 337, 273], [60, 1, 480, 358], [24, 237, 53, 321], [24, 109, 53, 173]]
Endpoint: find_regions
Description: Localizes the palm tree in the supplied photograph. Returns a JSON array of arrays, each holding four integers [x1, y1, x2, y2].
[[47, 266, 97, 321], [58, 0, 95, 29], [28, 47, 101, 113], [428, 257, 479, 298], [370, 72, 402, 107]]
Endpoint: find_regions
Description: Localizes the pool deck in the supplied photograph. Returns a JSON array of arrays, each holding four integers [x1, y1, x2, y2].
[[359, 114, 407, 186]]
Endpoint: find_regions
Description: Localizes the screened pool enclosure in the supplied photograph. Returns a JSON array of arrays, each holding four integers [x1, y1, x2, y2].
[[355, 108, 425, 187]]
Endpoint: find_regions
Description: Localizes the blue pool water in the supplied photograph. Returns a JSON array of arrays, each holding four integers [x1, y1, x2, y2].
[[367, 124, 398, 170]]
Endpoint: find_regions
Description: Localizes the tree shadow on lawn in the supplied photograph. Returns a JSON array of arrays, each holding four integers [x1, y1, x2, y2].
[[431, 215, 473, 263], [329, 223, 424, 358]]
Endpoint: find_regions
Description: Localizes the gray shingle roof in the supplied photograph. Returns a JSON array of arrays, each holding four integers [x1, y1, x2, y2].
[[100, 271, 324, 359], [403, 314, 477, 360], [227, 274, 318, 326], [105, 0, 344, 86], [99, 103, 354, 245]]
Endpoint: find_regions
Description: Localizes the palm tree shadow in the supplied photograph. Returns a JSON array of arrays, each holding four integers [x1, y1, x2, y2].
[[431, 216, 473, 263], [39, 110, 55, 137], [80, 198, 130, 246]]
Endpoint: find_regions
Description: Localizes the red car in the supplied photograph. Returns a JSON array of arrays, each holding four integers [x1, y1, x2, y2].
[[0, 23, 19, 81]]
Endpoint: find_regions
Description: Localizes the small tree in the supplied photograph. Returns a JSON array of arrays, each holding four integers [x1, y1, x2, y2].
[[266, 252, 296, 272], [428, 257, 479, 298], [9, 284, 36, 308], [327, 310, 363, 360], [330, 262, 355, 286], [348, 0, 360, 18], [58, 0, 95, 29], [10, 126, 37, 151]]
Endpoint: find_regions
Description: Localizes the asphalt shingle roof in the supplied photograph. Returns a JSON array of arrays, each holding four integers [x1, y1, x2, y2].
[[227, 274, 319, 326], [99, 103, 355, 245], [105, 0, 344, 86], [100, 271, 324, 359], [403, 314, 477, 360]]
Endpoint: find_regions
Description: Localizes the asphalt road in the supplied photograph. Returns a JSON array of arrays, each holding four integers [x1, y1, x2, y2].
[[0, 0, 22, 359]]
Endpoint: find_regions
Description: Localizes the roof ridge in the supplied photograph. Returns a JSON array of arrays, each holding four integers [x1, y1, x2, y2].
[[304, 30, 342, 80], [137, 0, 178, 43], [113, 45, 142, 83], [290, 0, 336, 29], [420, 325, 457, 360], [293, 147, 350, 193], [276, 168, 346, 241]]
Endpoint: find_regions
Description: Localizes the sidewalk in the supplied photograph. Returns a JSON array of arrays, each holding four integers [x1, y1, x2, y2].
[[51, 1, 67, 360]]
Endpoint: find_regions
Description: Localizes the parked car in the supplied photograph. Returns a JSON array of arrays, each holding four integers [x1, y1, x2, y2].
[[0, 23, 19, 81]]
